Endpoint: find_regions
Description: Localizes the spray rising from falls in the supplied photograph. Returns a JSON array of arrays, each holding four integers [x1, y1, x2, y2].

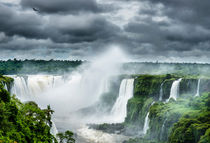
[[167, 78, 182, 102], [9, 47, 131, 143], [195, 79, 201, 97], [110, 79, 134, 123]]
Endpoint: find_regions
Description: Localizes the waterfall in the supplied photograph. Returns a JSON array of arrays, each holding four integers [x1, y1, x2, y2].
[[143, 102, 155, 134], [110, 79, 134, 123], [195, 79, 201, 97], [167, 78, 182, 102], [159, 82, 164, 101], [10, 75, 64, 101], [143, 112, 150, 134]]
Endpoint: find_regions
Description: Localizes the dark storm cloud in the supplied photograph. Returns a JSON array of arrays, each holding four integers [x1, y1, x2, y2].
[[142, 0, 210, 29], [20, 0, 101, 14], [0, 4, 120, 44], [0, 4, 48, 39], [122, 0, 210, 59], [1, 0, 210, 62]]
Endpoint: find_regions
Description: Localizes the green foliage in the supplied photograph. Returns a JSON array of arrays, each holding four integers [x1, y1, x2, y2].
[[0, 77, 55, 142], [57, 131, 75, 143], [168, 93, 210, 143], [125, 74, 210, 143]]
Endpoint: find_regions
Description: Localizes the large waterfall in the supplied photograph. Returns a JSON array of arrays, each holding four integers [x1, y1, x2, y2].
[[110, 79, 134, 123], [195, 79, 201, 97], [9, 75, 65, 101], [167, 78, 182, 101]]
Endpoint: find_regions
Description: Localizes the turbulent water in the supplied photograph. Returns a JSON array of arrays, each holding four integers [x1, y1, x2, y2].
[[167, 78, 182, 101], [195, 79, 201, 97]]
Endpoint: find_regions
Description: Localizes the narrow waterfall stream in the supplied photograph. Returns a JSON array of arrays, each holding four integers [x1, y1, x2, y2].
[[195, 79, 201, 97], [143, 102, 155, 135], [160, 118, 167, 140]]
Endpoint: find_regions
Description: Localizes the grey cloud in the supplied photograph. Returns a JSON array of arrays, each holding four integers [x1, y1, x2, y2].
[[20, 0, 101, 14]]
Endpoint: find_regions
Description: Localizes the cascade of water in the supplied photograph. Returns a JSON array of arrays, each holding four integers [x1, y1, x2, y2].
[[159, 82, 164, 101], [167, 78, 182, 102], [195, 79, 201, 97], [11, 76, 30, 100], [143, 102, 155, 134], [110, 79, 134, 123]]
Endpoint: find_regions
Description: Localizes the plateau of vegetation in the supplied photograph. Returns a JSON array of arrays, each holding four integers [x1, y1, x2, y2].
[[0, 59, 83, 75], [92, 74, 210, 143]]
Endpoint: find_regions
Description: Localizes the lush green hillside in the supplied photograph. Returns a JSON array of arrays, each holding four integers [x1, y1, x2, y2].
[[124, 74, 210, 143], [0, 76, 75, 143]]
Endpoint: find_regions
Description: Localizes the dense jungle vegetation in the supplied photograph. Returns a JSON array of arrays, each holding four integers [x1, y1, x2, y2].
[[0, 59, 83, 75], [0, 75, 75, 143], [124, 75, 210, 143], [93, 74, 210, 143]]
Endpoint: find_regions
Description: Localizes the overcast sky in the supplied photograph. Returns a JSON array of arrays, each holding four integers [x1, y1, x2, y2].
[[0, 0, 210, 62]]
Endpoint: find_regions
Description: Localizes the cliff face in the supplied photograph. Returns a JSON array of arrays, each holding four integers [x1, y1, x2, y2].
[[125, 74, 210, 143]]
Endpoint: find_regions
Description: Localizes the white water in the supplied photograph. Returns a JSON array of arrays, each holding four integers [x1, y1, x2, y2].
[[167, 78, 182, 101], [77, 125, 129, 143], [143, 102, 155, 135], [195, 79, 201, 97], [110, 79, 134, 123]]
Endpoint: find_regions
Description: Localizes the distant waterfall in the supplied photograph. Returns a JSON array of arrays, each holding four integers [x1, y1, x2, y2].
[[160, 118, 167, 140], [10, 75, 64, 101], [167, 78, 182, 101], [195, 79, 201, 97], [159, 82, 164, 101], [110, 79, 134, 123], [143, 102, 155, 134]]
